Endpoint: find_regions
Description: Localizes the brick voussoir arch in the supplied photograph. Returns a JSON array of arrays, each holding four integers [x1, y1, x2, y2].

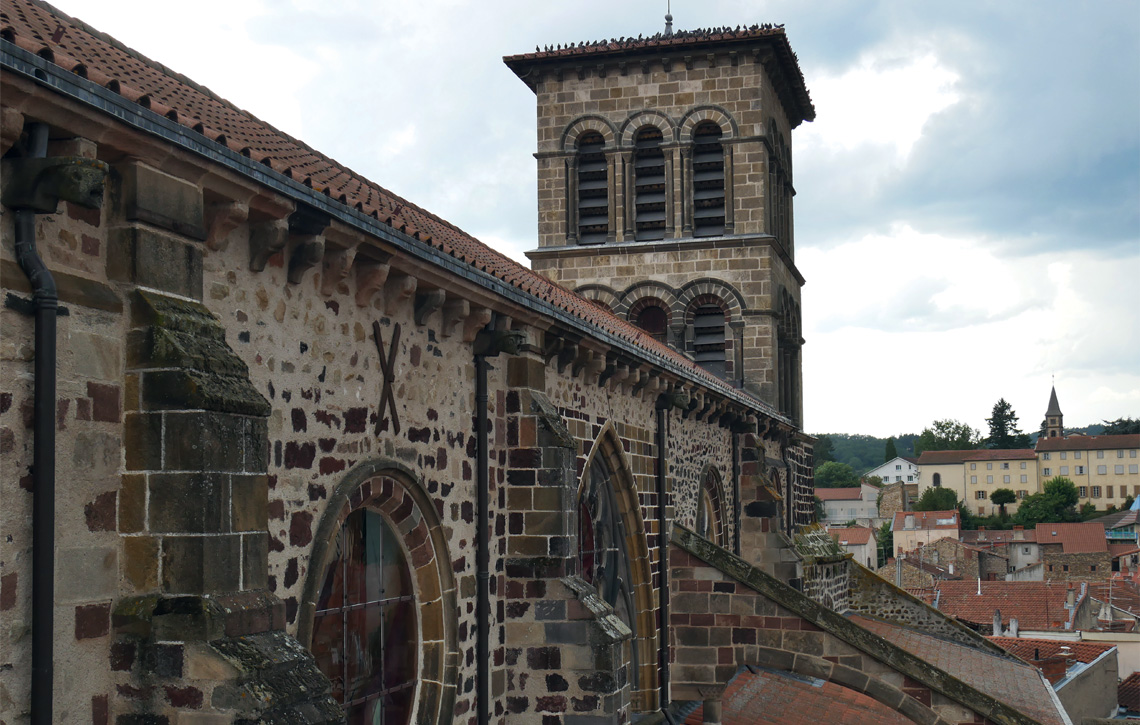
[[748, 648, 955, 725], [560, 114, 619, 152], [677, 105, 739, 142], [574, 283, 621, 311], [298, 458, 459, 723], [618, 109, 677, 147], [580, 420, 660, 710], [676, 277, 745, 320], [616, 279, 679, 317]]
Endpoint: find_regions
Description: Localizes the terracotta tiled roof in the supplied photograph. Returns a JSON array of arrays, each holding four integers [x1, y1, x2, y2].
[[1089, 579, 1140, 616], [961, 529, 1037, 544], [962, 448, 1037, 461], [892, 510, 959, 532], [0, 0, 781, 415], [850, 615, 1066, 725], [988, 635, 1115, 665], [681, 666, 910, 725], [503, 25, 815, 126], [1036, 433, 1140, 452], [916, 450, 976, 465], [813, 487, 863, 501], [1035, 523, 1108, 553], [827, 527, 873, 546], [901, 456, 919, 464], [933, 580, 1086, 631], [1121, 671, 1140, 712], [1091, 509, 1140, 529], [1108, 544, 1140, 559]]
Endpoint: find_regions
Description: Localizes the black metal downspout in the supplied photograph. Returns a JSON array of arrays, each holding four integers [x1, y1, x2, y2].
[[472, 323, 523, 725], [732, 432, 742, 557], [474, 352, 491, 725], [15, 122, 55, 725], [655, 399, 670, 714]]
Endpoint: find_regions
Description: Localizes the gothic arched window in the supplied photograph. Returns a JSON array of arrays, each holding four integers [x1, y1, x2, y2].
[[633, 126, 666, 241], [692, 122, 725, 237], [577, 454, 639, 689], [933, 473, 942, 488], [696, 468, 725, 547], [312, 508, 418, 723], [577, 131, 609, 244]]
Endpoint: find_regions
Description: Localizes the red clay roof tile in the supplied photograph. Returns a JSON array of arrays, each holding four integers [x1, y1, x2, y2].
[[916, 450, 976, 465], [1121, 671, 1140, 712], [1035, 522, 1108, 553], [813, 487, 863, 501], [934, 580, 1086, 631], [892, 510, 959, 531], [1036, 434, 1140, 452], [988, 635, 1115, 665], [827, 527, 873, 546]]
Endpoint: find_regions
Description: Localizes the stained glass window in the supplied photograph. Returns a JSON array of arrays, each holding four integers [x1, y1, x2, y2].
[[312, 509, 417, 724]]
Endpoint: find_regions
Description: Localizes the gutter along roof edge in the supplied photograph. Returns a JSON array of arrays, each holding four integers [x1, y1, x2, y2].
[[0, 41, 788, 423]]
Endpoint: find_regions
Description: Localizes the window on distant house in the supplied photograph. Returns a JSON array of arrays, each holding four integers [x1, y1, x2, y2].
[[976, 490, 987, 500], [1002, 462, 1010, 470], [1079, 486, 1088, 497], [1061, 452, 1068, 460], [1117, 465, 1126, 475], [1018, 491, 1028, 500], [1043, 453, 1051, 460], [1063, 565, 1069, 572], [907, 475, 913, 482], [1120, 450, 1126, 458], [1132, 450, 1138, 458], [1130, 465, 1139, 475], [1099, 465, 1108, 475], [1020, 462, 1027, 469], [971, 476, 978, 484], [987, 463, 993, 470], [1003, 475, 1010, 483], [1075, 451, 1082, 459], [986, 475, 993, 484], [1091, 566, 1097, 572], [1108, 486, 1114, 498], [1092, 486, 1102, 498], [971, 463, 977, 470], [933, 473, 942, 488], [896, 464, 902, 470], [1020, 475, 1028, 483], [1097, 450, 1105, 459], [1075, 466, 1085, 475]]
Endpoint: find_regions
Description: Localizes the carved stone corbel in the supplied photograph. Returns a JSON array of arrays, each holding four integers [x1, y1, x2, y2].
[[249, 218, 289, 272], [355, 262, 390, 308], [462, 307, 493, 343], [442, 298, 469, 338], [1, 108, 25, 157], [287, 235, 324, 284], [557, 342, 578, 374], [414, 289, 446, 326], [384, 273, 417, 315], [205, 201, 248, 252], [320, 244, 358, 297]]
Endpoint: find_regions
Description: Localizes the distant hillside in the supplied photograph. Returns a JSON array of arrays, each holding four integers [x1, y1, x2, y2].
[[811, 433, 917, 476]]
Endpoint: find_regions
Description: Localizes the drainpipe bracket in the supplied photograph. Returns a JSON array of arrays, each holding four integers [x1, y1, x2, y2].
[[4, 292, 68, 316]]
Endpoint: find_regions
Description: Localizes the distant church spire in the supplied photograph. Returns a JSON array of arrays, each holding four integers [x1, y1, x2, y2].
[[1043, 385, 1064, 439], [664, 0, 673, 35]]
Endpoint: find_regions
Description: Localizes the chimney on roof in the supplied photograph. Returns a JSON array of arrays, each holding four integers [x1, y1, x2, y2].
[[1066, 585, 1076, 609], [993, 609, 1002, 635], [1010, 617, 1019, 638], [949, 563, 954, 575], [905, 514, 915, 529]]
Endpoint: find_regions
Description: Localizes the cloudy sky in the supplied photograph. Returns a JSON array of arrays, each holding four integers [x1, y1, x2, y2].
[[55, 0, 1140, 437]]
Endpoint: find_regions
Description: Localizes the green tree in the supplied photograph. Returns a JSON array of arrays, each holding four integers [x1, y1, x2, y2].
[[914, 419, 982, 454], [813, 435, 836, 467], [877, 521, 893, 568], [985, 399, 1031, 449], [884, 437, 898, 463], [1013, 476, 1081, 526], [814, 461, 860, 488], [1080, 502, 1098, 519], [913, 486, 959, 511], [1103, 418, 1140, 435], [1125, 495, 1135, 511], [991, 488, 1017, 520], [864, 475, 883, 487], [814, 495, 826, 522]]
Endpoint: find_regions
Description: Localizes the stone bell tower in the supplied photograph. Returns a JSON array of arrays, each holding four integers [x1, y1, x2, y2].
[[505, 22, 814, 425]]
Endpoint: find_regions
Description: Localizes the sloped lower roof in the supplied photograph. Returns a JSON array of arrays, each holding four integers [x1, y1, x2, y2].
[[1036, 433, 1140, 452], [0, 0, 780, 416], [814, 487, 863, 501], [916, 450, 976, 465], [988, 635, 1115, 665], [1036, 523, 1108, 553], [682, 666, 911, 725], [892, 510, 959, 532], [934, 580, 1085, 631], [827, 527, 873, 546], [962, 529, 1037, 544], [852, 615, 1066, 725]]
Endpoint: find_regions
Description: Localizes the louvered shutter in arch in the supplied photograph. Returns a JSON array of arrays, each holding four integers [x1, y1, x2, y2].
[[692, 122, 725, 237], [633, 126, 666, 241], [576, 132, 608, 244], [692, 305, 727, 379]]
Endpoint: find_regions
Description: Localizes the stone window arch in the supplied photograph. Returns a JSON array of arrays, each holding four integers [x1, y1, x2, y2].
[[628, 296, 671, 344], [299, 462, 457, 725], [578, 424, 658, 710], [696, 466, 728, 548], [574, 284, 621, 312], [685, 294, 732, 381]]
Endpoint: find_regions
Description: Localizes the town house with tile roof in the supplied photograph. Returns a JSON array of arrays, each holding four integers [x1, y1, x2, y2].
[[0, 3, 1073, 724]]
